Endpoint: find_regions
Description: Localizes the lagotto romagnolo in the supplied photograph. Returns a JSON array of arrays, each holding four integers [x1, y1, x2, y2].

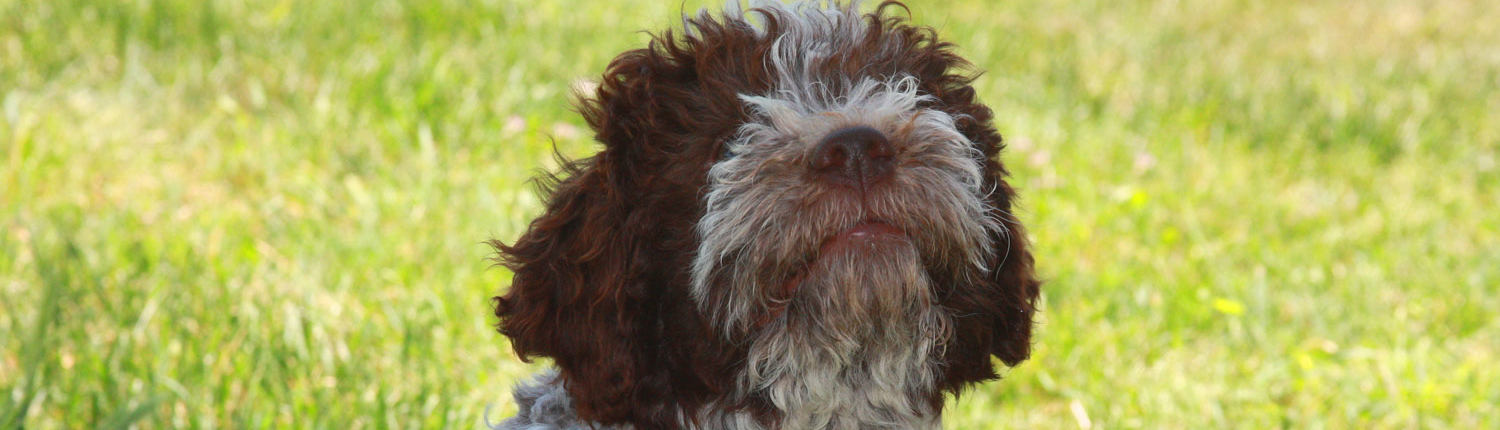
[[490, 1, 1041, 428]]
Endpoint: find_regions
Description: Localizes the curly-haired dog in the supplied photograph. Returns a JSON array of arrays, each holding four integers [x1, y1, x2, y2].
[[491, 1, 1040, 428]]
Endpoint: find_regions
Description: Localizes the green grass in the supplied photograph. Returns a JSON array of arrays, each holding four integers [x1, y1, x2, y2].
[[2, 0, 1497, 428]]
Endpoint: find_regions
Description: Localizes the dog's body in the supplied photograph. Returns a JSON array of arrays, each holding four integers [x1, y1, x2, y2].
[[491, 1, 1040, 428]]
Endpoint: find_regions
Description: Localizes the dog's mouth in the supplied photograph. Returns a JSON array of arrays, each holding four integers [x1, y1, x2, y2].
[[768, 220, 912, 307], [817, 221, 908, 255]]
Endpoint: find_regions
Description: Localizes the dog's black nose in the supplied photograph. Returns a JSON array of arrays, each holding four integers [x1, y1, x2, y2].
[[811, 126, 894, 190]]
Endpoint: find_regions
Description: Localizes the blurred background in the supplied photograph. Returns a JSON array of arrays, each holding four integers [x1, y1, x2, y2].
[[2, 0, 1497, 428]]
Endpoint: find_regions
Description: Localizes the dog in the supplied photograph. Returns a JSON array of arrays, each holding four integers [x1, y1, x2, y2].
[[490, 1, 1040, 428]]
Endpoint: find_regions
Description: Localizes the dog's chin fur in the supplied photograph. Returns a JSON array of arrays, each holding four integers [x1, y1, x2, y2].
[[491, 1, 1041, 428], [723, 240, 949, 429]]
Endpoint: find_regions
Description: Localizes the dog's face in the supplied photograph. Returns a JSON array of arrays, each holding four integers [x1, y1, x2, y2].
[[494, 2, 1039, 428]]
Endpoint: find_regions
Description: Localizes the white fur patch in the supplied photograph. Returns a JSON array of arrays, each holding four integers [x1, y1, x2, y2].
[[492, 370, 631, 430]]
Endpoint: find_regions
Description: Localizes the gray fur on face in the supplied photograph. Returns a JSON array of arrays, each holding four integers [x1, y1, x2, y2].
[[697, 240, 950, 430], [686, 2, 1005, 429]]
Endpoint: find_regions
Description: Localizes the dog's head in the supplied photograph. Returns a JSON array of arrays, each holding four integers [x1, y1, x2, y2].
[[493, 1, 1039, 427]]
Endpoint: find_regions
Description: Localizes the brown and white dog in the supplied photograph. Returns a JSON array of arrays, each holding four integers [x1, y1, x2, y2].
[[490, 1, 1040, 428]]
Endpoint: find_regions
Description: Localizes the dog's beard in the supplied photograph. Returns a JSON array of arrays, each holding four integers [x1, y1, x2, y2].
[[730, 239, 949, 430], [687, 65, 1003, 429], [775, 237, 943, 346]]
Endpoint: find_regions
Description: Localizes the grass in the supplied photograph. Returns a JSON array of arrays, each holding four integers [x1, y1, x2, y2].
[[2, 0, 1497, 428]]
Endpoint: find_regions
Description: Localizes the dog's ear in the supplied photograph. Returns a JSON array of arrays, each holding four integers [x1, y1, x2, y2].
[[965, 117, 1041, 367], [937, 154, 1042, 386], [939, 106, 1043, 383], [491, 154, 649, 423], [982, 186, 1041, 366], [492, 48, 681, 424]]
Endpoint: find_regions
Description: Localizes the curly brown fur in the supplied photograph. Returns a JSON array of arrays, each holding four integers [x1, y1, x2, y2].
[[491, 1, 1039, 428]]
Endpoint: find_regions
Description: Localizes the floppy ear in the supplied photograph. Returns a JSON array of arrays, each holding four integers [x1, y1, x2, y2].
[[963, 115, 1041, 367], [491, 153, 648, 423], [981, 183, 1041, 366], [938, 161, 1041, 385], [491, 44, 687, 424], [937, 98, 1042, 384]]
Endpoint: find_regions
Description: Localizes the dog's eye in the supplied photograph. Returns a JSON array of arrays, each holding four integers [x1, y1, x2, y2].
[[718, 145, 737, 162]]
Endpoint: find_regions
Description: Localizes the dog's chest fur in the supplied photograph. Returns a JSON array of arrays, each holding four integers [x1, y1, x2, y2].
[[498, 357, 943, 430]]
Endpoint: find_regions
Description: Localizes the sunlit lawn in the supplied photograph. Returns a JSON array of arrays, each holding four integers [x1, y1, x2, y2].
[[3, 0, 1498, 428]]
